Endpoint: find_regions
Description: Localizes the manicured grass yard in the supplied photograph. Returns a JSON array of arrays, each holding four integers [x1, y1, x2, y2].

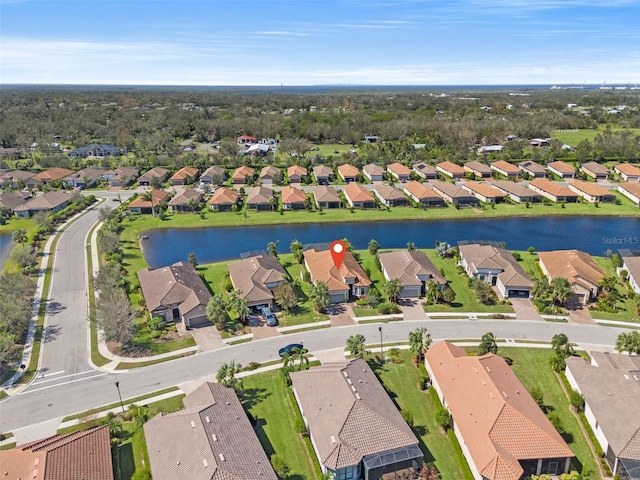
[[242, 371, 318, 480], [279, 254, 329, 325], [591, 256, 640, 323], [552, 126, 640, 146], [314, 143, 353, 158]]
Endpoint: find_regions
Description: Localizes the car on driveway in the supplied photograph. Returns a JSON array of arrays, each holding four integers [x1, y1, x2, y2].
[[260, 306, 278, 327], [278, 343, 304, 357]]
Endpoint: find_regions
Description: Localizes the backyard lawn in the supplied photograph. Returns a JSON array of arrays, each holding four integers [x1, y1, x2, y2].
[[552, 126, 640, 146]]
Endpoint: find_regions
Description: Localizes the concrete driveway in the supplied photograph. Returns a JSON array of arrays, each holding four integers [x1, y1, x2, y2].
[[399, 298, 428, 320], [189, 324, 226, 352], [510, 298, 544, 321], [327, 303, 356, 326]]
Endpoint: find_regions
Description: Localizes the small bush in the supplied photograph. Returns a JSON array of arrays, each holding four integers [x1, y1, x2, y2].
[[400, 409, 414, 427], [378, 302, 401, 315], [435, 407, 451, 430], [294, 416, 307, 436]]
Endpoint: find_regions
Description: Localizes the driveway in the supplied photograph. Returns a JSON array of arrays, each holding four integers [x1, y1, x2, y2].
[[510, 298, 544, 321], [247, 313, 281, 340], [189, 324, 226, 352], [566, 302, 597, 325], [327, 303, 356, 326], [399, 298, 428, 320]]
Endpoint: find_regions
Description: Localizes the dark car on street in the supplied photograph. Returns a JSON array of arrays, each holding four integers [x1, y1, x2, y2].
[[278, 343, 305, 357]]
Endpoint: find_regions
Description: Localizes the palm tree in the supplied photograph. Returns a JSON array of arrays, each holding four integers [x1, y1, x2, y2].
[[228, 290, 250, 324], [267, 240, 279, 257], [368, 239, 380, 257], [285, 346, 309, 371], [532, 277, 551, 300], [409, 327, 432, 363], [616, 330, 640, 355], [216, 360, 243, 391], [310, 281, 331, 313], [347, 334, 367, 359], [141, 190, 157, 217], [384, 278, 403, 303], [425, 280, 442, 305], [550, 277, 572, 313], [206, 294, 228, 329], [478, 331, 498, 355], [11, 229, 27, 247], [551, 333, 575, 358]]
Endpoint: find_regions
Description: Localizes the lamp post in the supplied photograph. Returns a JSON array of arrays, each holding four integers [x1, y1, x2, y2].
[[115, 381, 125, 413], [378, 326, 383, 363]]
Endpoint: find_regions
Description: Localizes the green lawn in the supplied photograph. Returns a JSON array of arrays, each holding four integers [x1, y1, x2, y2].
[[552, 126, 640, 146], [314, 143, 353, 158], [367, 351, 471, 480], [242, 371, 319, 479], [279, 254, 329, 325], [591, 256, 640, 323], [1, 217, 37, 274]]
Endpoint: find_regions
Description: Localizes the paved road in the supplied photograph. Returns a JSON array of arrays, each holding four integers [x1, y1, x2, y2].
[[0, 318, 626, 433]]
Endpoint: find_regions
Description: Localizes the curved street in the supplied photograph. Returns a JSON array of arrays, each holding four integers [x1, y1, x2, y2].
[[0, 191, 632, 435]]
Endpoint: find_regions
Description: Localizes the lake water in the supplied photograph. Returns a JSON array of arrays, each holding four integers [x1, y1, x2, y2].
[[0, 233, 13, 271], [141, 216, 640, 268]]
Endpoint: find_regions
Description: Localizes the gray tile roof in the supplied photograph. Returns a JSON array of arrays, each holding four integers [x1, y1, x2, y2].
[[459, 243, 533, 289], [227, 255, 286, 305], [379, 250, 445, 288]]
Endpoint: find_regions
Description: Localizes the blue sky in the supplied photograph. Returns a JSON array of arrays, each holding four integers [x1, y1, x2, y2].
[[1, 0, 639, 85]]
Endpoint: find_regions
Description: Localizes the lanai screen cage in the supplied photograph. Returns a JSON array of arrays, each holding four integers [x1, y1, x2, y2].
[[362, 445, 424, 480]]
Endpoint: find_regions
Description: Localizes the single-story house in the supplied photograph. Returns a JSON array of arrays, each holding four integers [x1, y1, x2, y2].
[[68, 143, 121, 158], [565, 352, 640, 480], [387, 162, 411, 183], [245, 186, 276, 211], [64, 167, 107, 189], [138, 167, 169, 187], [529, 137, 551, 147], [291, 359, 422, 480], [0, 191, 30, 213], [403, 181, 446, 207], [363, 163, 386, 182], [458, 242, 533, 298], [28, 167, 75, 187], [436, 161, 465, 179], [618, 182, 640, 206], [413, 162, 438, 180], [237, 135, 257, 145], [379, 250, 446, 297], [313, 165, 334, 185], [614, 163, 640, 182], [14, 191, 72, 218], [538, 250, 606, 304], [337, 163, 360, 183], [547, 161, 576, 179], [0, 425, 114, 480], [365, 134, 379, 143], [281, 185, 308, 210], [231, 165, 255, 184], [567, 179, 616, 203], [343, 183, 376, 208], [519, 160, 547, 178], [0, 170, 35, 188], [199, 165, 226, 185], [260, 165, 281, 185], [170, 167, 199, 186], [137, 261, 212, 328], [528, 178, 579, 203], [464, 161, 492, 179], [373, 184, 409, 207], [477, 145, 504, 155], [619, 248, 640, 294], [304, 248, 371, 302], [426, 341, 574, 480], [144, 382, 277, 480], [168, 188, 202, 213], [490, 160, 521, 178], [227, 255, 286, 309], [0, 147, 22, 160], [127, 189, 170, 214], [459, 181, 505, 203], [108, 166, 139, 187], [580, 161, 610, 180], [208, 187, 239, 212], [246, 143, 270, 156], [487, 180, 542, 203], [287, 165, 307, 183], [313, 185, 342, 209], [431, 181, 478, 207]]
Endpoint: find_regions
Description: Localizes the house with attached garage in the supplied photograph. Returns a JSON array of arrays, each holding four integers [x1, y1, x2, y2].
[[614, 163, 640, 182], [464, 161, 492, 179], [403, 181, 446, 207], [387, 162, 411, 183], [565, 352, 640, 480], [379, 250, 446, 298], [426, 341, 575, 480], [245, 186, 276, 211], [313, 185, 342, 209], [199, 165, 226, 186], [227, 255, 286, 310], [567, 179, 616, 203], [518, 160, 547, 178], [14, 191, 72, 218], [137, 166, 169, 186], [363, 163, 386, 182], [619, 248, 640, 294], [281, 185, 308, 210], [431, 181, 478, 207], [260, 165, 281, 185], [436, 161, 465, 179], [287, 164, 307, 183], [618, 182, 640, 206], [313, 165, 335, 185], [208, 187, 239, 212], [137, 261, 212, 328], [304, 248, 370, 303], [0, 191, 30, 214], [373, 184, 408, 207], [343, 182, 376, 208], [144, 381, 277, 480], [337, 163, 360, 183], [168, 188, 201, 213], [231, 165, 255, 185], [170, 167, 199, 186], [580, 161, 610, 180], [538, 250, 605, 305], [458, 242, 533, 298], [127, 189, 169, 214], [290, 359, 423, 480], [490, 160, 520, 178], [0, 170, 35, 188], [413, 162, 438, 180], [459, 181, 505, 203], [487, 180, 542, 203], [547, 161, 576, 179], [64, 167, 108, 189], [107, 166, 139, 187], [28, 167, 75, 188], [68, 143, 122, 158], [528, 178, 579, 203]]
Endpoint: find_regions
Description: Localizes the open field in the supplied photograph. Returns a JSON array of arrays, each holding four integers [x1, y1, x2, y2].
[[552, 126, 640, 146]]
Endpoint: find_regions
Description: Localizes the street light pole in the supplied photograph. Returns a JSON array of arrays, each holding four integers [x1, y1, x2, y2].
[[115, 381, 125, 413], [378, 326, 383, 363]]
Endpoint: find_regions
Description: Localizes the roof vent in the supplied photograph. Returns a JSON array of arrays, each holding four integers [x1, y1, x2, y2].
[[486, 367, 491, 373], [330, 436, 337, 444], [212, 434, 218, 441], [219, 453, 226, 462], [205, 416, 211, 423], [203, 459, 209, 468], [624, 374, 630, 380], [502, 391, 508, 398], [350, 385, 356, 392], [226, 401, 230, 405], [355, 393, 361, 400], [191, 421, 196, 428], [177, 461, 181, 465]]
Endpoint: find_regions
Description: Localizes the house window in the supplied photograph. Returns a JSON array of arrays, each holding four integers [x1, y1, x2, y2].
[[338, 467, 355, 480]]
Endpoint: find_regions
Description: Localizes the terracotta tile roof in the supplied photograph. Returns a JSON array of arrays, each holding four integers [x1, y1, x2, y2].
[[379, 250, 445, 288], [363, 163, 386, 177], [490, 161, 520, 174], [529, 178, 578, 199], [566, 353, 640, 459], [465, 161, 493, 175], [0, 426, 113, 480], [567, 179, 615, 198], [144, 382, 278, 480], [304, 248, 370, 292], [170, 167, 199, 181], [337, 164, 360, 178], [459, 243, 533, 290], [281, 185, 307, 205], [403, 181, 442, 200], [614, 163, 640, 177], [619, 182, 640, 198], [138, 166, 169, 183], [413, 162, 438, 176], [547, 161, 575, 174], [460, 181, 505, 199], [580, 161, 610, 176], [168, 188, 202, 206], [313, 165, 334, 178], [231, 166, 255, 180], [431, 181, 475, 200], [227, 255, 286, 304], [539, 250, 605, 291], [313, 185, 341, 203], [113, 166, 139, 180], [426, 342, 574, 480], [290, 359, 419, 470], [65, 167, 107, 183], [287, 165, 307, 177], [245, 186, 275, 205], [387, 162, 411, 176], [260, 165, 281, 179], [208, 187, 239, 206], [138, 261, 211, 314], [436, 161, 465, 175], [128, 189, 169, 209], [32, 167, 74, 182], [487, 181, 541, 200], [518, 161, 546, 174], [373, 184, 405, 201], [343, 183, 374, 203], [14, 191, 71, 213]]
